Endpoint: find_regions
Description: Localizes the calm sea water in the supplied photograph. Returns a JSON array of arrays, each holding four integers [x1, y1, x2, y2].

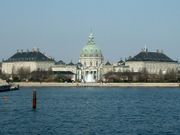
[[0, 87, 180, 135]]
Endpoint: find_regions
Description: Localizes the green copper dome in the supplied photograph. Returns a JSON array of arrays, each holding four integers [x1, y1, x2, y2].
[[80, 33, 103, 57]]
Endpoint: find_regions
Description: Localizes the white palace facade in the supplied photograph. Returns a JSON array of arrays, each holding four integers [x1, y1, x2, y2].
[[2, 49, 55, 74], [1, 33, 179, 82]]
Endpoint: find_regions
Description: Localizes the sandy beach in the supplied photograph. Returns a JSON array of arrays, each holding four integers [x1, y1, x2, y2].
[[14, 82, 180, 88]]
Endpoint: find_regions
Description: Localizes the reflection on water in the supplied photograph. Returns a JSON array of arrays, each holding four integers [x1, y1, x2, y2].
[[0, 87, 180, 135]]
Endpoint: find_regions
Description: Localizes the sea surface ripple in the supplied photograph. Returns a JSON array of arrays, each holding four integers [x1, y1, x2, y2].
[[0, 87, 180, 135]]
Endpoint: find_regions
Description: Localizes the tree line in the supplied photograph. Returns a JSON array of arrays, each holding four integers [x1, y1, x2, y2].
[[103, 68, 179, 83], [0, 67, 179, 83], [0, 68, 73, 83]]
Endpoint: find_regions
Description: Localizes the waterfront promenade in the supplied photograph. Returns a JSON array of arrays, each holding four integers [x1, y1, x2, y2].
[[14, 82, 180, 88]]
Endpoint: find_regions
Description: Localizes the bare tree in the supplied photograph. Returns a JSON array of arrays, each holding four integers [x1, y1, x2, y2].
[[138, 67, 149, 82], [17, 67, 31, 81], [30, 69, 54, 82], [164, 69, 178, 82]]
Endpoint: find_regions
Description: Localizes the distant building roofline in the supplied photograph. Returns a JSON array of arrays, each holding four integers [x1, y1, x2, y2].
[[3, 49, 54, 62], [127, 51, 177, 63]]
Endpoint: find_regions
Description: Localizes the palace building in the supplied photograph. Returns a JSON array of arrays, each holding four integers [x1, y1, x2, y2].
[[126, 49, 178, 74], [1, 33, 179, 82], [2, 49, 55, 74]]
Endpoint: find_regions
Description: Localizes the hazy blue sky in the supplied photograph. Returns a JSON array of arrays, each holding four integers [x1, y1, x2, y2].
[[0, 0, 180, 63]]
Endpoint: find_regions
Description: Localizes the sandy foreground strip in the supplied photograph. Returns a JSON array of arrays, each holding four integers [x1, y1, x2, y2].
[[14, 82, 180, 88]]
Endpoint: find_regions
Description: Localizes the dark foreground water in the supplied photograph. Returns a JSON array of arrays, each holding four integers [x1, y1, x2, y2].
[[0, 87, 180, 135]]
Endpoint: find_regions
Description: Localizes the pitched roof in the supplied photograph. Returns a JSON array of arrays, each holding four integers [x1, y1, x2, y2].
[[67, 61, 75, 66], [127, 51, 176, 62], [56, 60, 66, 65], [105, 61, 111, 65], [118, 60, 124, 63], [4, 50, 54, 62]]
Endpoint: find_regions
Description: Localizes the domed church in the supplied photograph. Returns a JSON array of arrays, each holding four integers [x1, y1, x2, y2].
[[51, 33, 110, 83], [79, 33, 104, 82]]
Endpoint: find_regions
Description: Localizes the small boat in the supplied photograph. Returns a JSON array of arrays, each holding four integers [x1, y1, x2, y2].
[[0, 79, 19, 92], [0, 79, 10, 92], [0, 84, 11, 92]]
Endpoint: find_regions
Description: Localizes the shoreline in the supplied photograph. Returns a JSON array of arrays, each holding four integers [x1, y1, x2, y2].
[[14, 82, 180, 88]]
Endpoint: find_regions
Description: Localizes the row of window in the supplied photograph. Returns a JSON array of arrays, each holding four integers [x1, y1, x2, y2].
[[84, 61, 99, 66], [81, 54, 101, 57], [8, 57, 48, 61]]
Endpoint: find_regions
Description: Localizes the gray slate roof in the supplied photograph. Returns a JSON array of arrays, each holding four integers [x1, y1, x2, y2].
[[67, 61, 75, 66], [56, 60, 66, 65], [118, 60, 124, 63], [4, 51, 54, 62], [127, 51, 176, 62], [105, 61, 111, 65]]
